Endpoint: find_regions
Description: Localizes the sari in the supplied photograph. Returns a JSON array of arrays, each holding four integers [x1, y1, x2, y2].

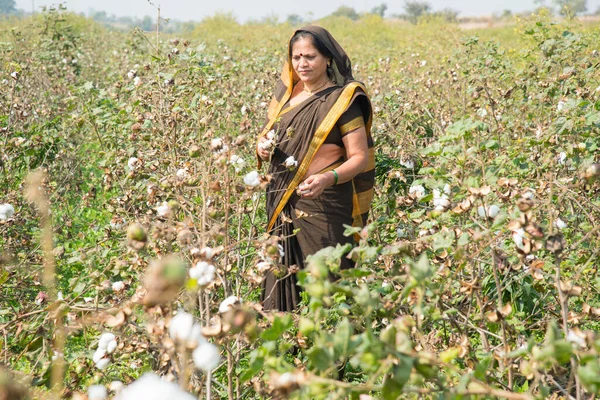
[[258, 26, 374, 312]]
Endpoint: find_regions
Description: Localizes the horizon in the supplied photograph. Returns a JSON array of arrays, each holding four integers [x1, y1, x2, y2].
[[14, 0, 600, 23]]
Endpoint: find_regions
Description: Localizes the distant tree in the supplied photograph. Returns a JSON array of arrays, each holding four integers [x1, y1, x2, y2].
[[370, 3, 388, 17], [553, 0, 587, 15], [501, 9, 513, 18], [140, 15, 153, 31], [91, 10, 107, 22], [331, 6, 359, 20], [286, 13, 304, 25], [433, 8, 459, 22], [0, 0, 16, 15], [403, 1, 431, 23]]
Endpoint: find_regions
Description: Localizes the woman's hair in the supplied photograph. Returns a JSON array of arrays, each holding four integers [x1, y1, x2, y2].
[[288, 30, 333, 61]]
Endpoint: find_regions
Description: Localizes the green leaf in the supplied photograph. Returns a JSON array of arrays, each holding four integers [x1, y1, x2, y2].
[[307, 346, 332, 371], [333, 318, 353, 358], [260, 314, 292, 341], [382, 356, 413, 398]]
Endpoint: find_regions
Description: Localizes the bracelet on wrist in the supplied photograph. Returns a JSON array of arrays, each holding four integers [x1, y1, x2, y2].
[[331, 169, 339, 185]]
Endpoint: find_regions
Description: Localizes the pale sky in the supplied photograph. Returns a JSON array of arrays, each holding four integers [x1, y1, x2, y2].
[[15, 0, 600, 22]]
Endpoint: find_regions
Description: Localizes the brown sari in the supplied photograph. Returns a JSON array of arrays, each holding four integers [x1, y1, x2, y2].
[[259, 26, 374, 312]]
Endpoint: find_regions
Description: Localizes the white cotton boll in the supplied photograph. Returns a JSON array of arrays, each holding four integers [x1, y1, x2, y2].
[[112, 281, 125, 292], [396, 227, 407, 238], [176, 169, 188, 179], [169, 311, 195, 342], [512, 228, 525, 250], [127, 157, 139, 170], [88, 385, 108, 400], [443, 184, 451, 195], [133, 76, 141, 86], [283, 156, 298, 170], [566, 330, 586, 347], [409, 185, 425, 199], [259, 101, 268, 108], [243, 171, 261, 187], [98, 333, 116, 351], [219, 296, 240, 313], [557, 152, 567, 165], [156, 202, 171, 217], [93, 348, 107, 364], [95, 358, 111, 370], [109, 381, 124, 394], [256, 260, 272, 272], [241, 105, 247, 115], [199, 247, 214, 260], [192, 341, 221, 372], [106, 339, 118, 354], [399, 158, 414, 169], [127, 70, 136, 80], [487, 205, 500, 218], [0, 203, 15, 221], [523, 191, 535, 200], [189, 261, 215, 287], [477, 206, 487, 218], [557, 100, 566, 112], [115, 373, 196, 400], [554, 218, 567, 230], [477, 108, 487, 118]]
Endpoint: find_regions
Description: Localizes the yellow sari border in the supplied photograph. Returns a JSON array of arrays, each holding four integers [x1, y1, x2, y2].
[[267, 82, 365, 231]]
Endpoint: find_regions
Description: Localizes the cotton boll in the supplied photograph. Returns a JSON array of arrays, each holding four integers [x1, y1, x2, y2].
[[109, 381, 124, 394], [116, 373, 196, 400], [88, 385, 108, 400], [189, 261, 215, 287], [95, 357, 111, 370], [112, 281, 125, 292], [219, 296, 240, 313], [93, 348, 107, 364], [192, 341, 221, 372], [243, 171, 261, 187], [98, 333, 116, 351], [487, 205, 500, 218], [0, 203, 15, 220], [477, 205, 487, 218], [169, 311, 194, 342], [554, 218, 567, 230]]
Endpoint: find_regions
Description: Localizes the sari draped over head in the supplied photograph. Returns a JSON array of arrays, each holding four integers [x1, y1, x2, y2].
[[258, 26, 375, 311]]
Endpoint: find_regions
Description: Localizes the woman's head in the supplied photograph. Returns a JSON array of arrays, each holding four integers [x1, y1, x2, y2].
[[289, 31, 333, 86]]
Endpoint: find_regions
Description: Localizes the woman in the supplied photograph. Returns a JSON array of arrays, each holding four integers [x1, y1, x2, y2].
[[256, 26, 374, 312]]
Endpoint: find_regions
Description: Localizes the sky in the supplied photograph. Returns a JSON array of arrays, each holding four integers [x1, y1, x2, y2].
[[14, 0, 600, 22]]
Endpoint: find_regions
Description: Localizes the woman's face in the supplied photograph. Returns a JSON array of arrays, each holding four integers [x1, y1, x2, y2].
[[291, 37, 328, 85]]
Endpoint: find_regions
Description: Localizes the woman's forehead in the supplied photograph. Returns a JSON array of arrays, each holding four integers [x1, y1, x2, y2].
[[291, 37, 318, 54]]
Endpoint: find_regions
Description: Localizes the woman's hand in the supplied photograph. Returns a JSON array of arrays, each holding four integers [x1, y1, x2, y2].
[[257, 136, 273, 161], [297, 172, 335, 199]]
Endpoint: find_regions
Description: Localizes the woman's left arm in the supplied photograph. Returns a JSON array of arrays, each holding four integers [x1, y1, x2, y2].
[[300, 127, 368, 198]]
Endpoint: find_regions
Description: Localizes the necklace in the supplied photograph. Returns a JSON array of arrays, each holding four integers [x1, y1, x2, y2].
[[303, 80, 329, 95]]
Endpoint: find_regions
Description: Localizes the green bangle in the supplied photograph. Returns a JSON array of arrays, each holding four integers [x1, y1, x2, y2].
[[331, 169, 339, 185]]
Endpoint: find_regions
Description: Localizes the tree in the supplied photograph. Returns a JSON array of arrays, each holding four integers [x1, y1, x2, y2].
[[0, 0, 16, 15], [403, 0, 431, 23], [286, 13, 304, 25], [553, 0, 587, 15], [370, 3, 388, 17], [433, 8, 459, 22], [331, 6, 359, 20]]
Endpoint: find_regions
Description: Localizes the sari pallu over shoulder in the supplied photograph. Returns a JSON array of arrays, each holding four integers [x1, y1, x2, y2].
[[264, 81, 374, 233]]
